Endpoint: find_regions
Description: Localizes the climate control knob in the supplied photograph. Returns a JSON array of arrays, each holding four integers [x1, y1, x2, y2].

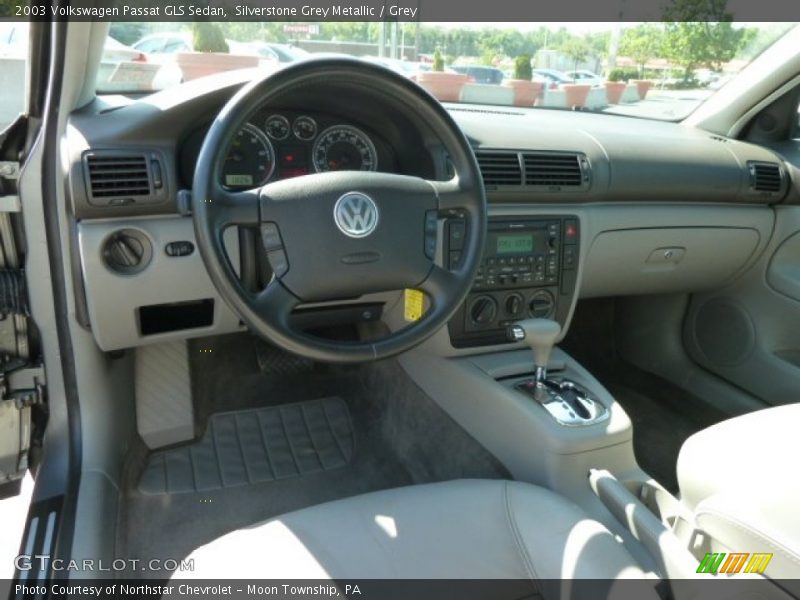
[[529, 290, 555, 318], [504, 293, 524, 316], [469, 295, 498, 326]]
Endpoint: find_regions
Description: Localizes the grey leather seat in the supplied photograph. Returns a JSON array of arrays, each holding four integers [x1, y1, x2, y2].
[[678, 404, 800, 582], [175, 479, 658, 595]]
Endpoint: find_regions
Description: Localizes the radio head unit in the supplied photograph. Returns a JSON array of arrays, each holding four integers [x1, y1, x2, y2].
[[445, 215, 580, 348]]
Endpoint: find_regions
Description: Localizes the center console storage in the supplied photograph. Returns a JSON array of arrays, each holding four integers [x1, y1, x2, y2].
[[446, 215, 580, 347]]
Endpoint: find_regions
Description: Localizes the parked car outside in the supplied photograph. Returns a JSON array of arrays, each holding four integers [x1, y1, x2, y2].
[[532, 68, 575, 86], [131, 32, 193, 56], [567, 70, 605, 86], [258, 43, 310, 63], [451, 64, 504, 84]]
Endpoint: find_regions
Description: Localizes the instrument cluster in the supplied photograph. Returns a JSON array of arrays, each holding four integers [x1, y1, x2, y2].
[[221, 112, 379, 190]]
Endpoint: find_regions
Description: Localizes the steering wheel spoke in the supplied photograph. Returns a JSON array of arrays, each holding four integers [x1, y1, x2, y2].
[[206, 185, 261, 229], [420, 265, 460, 305], [252, 280, 300, 322], [428, 178, 473, 214]]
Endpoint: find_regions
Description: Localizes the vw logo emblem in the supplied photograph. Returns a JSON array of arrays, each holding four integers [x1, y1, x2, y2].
[[333, 192, 379, 238]]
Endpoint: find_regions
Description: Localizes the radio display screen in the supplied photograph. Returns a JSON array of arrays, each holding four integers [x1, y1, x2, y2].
[[496, 234, 535, 254]]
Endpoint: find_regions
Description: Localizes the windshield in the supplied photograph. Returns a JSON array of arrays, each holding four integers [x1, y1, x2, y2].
[[97, 21, 794, 121]]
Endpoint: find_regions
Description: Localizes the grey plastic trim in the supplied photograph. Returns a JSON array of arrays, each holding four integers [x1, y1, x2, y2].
[[589, 469, 699, 580], [767, 230, 800, 301], [685, 205, 800, 405], [581, 227, 762, 298], [77, 216, 243, 351], [399, 347, 636, 487]]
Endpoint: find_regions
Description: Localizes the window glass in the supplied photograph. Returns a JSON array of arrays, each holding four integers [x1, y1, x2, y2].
[[0, 22, 29, 130], [97, 21, 794, 122]]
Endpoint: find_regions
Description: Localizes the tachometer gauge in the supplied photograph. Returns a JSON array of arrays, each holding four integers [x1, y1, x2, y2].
[[292, 116, 317, 141], [312, 125, 378, 173], [264, 114, 290, 141], [221, 124, 275, 189]]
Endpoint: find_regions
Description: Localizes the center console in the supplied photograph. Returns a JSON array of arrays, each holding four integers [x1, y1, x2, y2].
[[446, 215, 580, 347]]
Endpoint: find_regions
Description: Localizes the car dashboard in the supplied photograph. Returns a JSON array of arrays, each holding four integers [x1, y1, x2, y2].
[[64, 71, 797, 354]]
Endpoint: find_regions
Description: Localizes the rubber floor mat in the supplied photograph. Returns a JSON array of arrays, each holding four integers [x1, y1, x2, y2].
[[138, 397, 354, 495]]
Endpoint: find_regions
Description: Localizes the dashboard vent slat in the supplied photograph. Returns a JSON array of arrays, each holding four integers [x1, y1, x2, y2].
[[86, 154, 151, 199], [475, 151, 522, 186], [522, 152, 583, 187], [748, 161, 784, 194], [474, 149, 590, 192]]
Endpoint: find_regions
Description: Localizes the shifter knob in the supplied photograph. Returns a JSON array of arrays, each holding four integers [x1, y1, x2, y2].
[[509, 318, 561, 379]]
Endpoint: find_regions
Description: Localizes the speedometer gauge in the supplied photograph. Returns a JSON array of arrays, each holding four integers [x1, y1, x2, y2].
[[221, 124, 275, 189], [312, 125, 378, 173]]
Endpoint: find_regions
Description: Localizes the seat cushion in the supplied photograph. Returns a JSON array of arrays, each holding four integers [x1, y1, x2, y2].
[[678, 404, 800, 511], [174, 479, 656, 593], [678, 404, 800, 581]]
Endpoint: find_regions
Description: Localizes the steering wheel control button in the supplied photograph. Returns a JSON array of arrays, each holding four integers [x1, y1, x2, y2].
[[424, 210, 438, 259], [448, 220, 466, 250], [260, 223, 283, 252], [425, 211, 438, 234], [165, 241, 195, 257], [267, 249, 289, 277], [333, 192, 379, 238]]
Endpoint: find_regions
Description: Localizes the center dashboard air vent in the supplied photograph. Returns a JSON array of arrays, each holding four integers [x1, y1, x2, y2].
[[475, 149, 590, 192], [475, 151, 522, 186], [747, 161, 786, 196], [82, 150, 167, 207]]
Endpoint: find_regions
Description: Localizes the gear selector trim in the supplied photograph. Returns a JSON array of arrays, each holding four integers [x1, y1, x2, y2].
[[515, 377, 610, 427]]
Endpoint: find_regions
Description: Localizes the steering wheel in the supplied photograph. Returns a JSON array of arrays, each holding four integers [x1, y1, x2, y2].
[[193, 58, 486, 363]]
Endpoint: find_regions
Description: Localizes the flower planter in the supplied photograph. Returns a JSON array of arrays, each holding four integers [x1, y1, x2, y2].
[[561, 83, 592, 109], [176, 52, 259, 82], [503, 79, 544, 107], [416, 72, 470, 103], [604, 81, 627, 104], [630, 79, 653, 100]]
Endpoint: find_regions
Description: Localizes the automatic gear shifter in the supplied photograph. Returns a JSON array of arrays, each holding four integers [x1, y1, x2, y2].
[[509, 318, 609, 427], [509, 319, 561, 399]]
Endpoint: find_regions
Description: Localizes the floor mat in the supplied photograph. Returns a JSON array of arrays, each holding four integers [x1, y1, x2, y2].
[[138, 397, 354, 495], [562, 298, 727, 493], [117, 334, 510, 569]]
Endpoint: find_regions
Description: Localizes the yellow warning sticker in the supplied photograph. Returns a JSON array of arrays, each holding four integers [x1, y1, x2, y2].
[[404, 289, 424, 322]]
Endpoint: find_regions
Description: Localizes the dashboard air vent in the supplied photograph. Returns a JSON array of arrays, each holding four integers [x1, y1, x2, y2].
[[475, 151, 522, 186], [85, 153, 151, 201], [748, 161, 784, 194], [522, 152, 584, 187]]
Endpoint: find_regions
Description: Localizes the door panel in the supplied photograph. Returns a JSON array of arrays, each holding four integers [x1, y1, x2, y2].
[[684, 206, 800, 405]]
